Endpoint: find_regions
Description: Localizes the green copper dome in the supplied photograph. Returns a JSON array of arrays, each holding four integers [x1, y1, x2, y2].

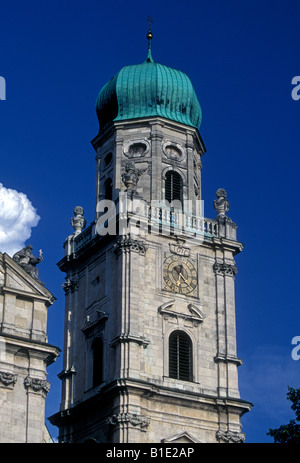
[[96, 49, 202, 130]]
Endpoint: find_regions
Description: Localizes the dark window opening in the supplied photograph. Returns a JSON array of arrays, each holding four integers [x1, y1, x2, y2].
[[165, 171, 183, 204], [92, 338, 103, 387], [104, 152, 113, 168], [104, 178, 113, 201], [169, 330, 193, 382]]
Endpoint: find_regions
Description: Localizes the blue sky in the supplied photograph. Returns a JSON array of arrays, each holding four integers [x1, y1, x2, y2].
[[1, 0, 300, 443]]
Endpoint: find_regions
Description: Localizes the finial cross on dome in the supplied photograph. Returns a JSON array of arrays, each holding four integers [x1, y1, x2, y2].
[[147, 16, 153, 32], [146, 16, 154, 62]]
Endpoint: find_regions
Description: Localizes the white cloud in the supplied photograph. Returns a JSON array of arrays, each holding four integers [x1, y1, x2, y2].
[[0, 183, 40, 256]]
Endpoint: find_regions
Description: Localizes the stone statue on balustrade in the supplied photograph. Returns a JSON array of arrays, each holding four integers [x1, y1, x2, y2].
[[13, 245, 43, 279]]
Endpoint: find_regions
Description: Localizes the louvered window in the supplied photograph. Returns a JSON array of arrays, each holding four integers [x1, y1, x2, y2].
[[169, 331, 193, 382], [165, 171, 183, 204]]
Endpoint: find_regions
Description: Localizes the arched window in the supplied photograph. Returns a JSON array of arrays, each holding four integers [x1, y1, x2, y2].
[[92, 338, 103, 387], [165, 171, 183, 204], [169, 330, 193, 382]]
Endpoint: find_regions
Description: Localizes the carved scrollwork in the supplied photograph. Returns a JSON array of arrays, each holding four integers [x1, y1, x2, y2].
[[24, 376, 50, 397], [114, 235, 148, 256], [216, 430, 245, 443], [0, 371, 18, 387], [123, 139, 150, 159], [213, 262, 237, 277], [62, 277, 79, 294], [121, 161, 150, 194], [107, 412, 150, 430]]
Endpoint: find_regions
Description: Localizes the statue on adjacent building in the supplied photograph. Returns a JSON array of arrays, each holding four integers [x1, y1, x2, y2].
[[71, 206, 86, 236], [13, 245, 43, 279]]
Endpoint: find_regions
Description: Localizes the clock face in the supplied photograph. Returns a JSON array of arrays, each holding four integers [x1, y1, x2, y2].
[[163, 255, 197, 295]]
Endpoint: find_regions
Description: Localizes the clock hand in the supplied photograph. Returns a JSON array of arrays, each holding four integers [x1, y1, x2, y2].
[[175, 272, 186, 287], [179, 273, 193, 288]]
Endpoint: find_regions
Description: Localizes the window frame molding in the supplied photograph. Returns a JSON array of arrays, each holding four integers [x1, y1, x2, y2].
[[158, 300, 202, 384], [82, 311, 108, 391], [168, 330, 193, 382], [162, 166, 187, 206]]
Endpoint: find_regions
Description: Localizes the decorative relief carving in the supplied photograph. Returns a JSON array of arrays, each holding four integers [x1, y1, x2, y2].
[[114, 235, 148, 256], [213, 262, 237, 277], [0, 371, 18, 387], [123, 139, 150, 158], [162, 141, 185, 162], [81, 310, 108, 338], [24, 376, 50, 397], [107, 412, 150, 430], [169, 243, 190, 257], [62, 277, 79, 294], [121, 161, 150, 196], [158, 301, 205, 326], [161, 431, 200, 443], [216, 430, 245, 443]]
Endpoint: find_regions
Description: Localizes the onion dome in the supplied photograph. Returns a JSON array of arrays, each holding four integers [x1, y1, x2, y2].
[[96, 31, 202, 130]]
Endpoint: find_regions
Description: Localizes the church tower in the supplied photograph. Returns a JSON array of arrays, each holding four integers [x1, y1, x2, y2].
[[50, 29, 251, 443]]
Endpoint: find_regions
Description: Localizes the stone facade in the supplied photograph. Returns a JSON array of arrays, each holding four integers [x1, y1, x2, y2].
[[0, 252, 60, 443], [49, 116, 252, 443]]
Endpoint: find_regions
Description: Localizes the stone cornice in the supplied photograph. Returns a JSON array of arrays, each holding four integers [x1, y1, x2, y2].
[[110, 334, 150, 349], [214, 355, 243, 366], [0, 285, 55, 304], [58, 366, 77, 380], [0, 332, 60, 366], [211, 236, 243, 255], [49, 377, 253, 428]]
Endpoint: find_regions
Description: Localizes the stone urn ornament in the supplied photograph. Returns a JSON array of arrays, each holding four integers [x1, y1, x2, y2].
[[122, 161, 140, 191], [213, 188, 230, 218]]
